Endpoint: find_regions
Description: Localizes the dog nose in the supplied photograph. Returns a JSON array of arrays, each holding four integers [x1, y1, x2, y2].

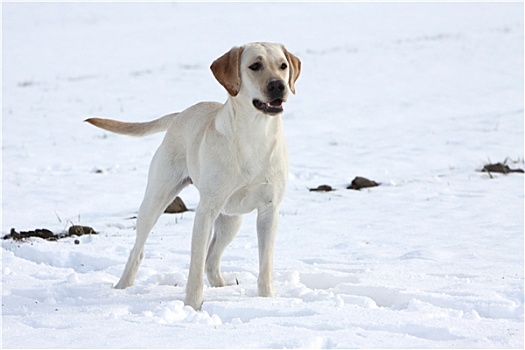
[[267, 80, 285, 99], [268, 80, 285, 93]]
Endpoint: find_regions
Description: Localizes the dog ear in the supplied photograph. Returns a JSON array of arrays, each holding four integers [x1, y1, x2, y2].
[[210, 46, 244, 97], [282, 46, 301, 95]]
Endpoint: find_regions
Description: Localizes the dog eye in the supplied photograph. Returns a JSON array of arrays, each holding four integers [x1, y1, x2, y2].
[[249, 62, 262, 71], [280, 63, 288, 70]]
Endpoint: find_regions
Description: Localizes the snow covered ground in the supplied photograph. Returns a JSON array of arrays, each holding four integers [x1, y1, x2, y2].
[[2, 2, 524, 348]]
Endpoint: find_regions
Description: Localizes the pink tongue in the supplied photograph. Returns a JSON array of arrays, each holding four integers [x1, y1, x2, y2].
[[270, 99, 282, 107]]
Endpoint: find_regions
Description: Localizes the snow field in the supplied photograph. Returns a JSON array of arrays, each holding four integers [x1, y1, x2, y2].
[[2, 2, 524, 348]]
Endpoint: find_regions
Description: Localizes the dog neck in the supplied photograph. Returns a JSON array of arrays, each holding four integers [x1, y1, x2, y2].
[[215, 98, 284, 143]]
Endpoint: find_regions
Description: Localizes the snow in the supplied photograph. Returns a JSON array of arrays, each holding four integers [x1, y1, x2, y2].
[[2, 2, 523, 348]]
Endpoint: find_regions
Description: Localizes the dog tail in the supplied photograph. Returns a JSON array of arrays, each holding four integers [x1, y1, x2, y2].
[[85, 113, 178, 137]]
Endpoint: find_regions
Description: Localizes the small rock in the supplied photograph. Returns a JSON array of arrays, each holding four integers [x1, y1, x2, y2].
[[164, 196, 189, 213], [309, 185, 334, 192], [68, 225, 97, 237], [347, 176, 380, 190]]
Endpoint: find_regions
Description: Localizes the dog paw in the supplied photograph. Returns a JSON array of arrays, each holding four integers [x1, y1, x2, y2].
[[114, 280, 132, 289], [257, 284, 275, 298], [209, 278, 228, 288], [184, 295, 204, 311], [207, 272, 227, 288]]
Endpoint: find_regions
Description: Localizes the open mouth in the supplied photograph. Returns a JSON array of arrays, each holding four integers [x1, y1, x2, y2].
[[253, 99, 284, 115]]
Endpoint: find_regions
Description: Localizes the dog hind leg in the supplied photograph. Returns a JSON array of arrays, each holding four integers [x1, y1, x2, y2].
[[115, 152, 190, 289]]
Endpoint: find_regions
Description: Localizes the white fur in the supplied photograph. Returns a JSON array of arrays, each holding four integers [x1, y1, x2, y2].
[[86, 42, 300, 310]]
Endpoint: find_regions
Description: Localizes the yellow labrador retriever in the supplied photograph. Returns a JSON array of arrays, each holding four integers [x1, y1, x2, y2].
[[86, 42, 301, 310]]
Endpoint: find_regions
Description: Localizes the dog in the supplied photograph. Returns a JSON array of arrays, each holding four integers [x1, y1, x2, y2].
[[85, 42, 301, 310]]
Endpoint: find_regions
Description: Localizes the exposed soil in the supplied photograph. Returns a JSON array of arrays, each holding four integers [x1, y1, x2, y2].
[[309, 177, 380, 192], [347, 177, 380, 190], [164, 196, 189, 213], [481, 162, 524, 174], [3, 225, 97, 242], [309, 185, 334, 192]]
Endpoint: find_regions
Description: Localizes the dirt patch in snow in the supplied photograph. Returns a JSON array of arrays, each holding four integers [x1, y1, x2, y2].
[[309, 185, 335, 192], [3, 225, 97, 243], [164, 196, 189, 213], [481, 162, 524, 175], [347, 176, 381, 190], [309, 177, 381, 192]]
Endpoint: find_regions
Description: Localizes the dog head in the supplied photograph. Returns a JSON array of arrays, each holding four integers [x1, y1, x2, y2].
[[211, 42, 301, 116]]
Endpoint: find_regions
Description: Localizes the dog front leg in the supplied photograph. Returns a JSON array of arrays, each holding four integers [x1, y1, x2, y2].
[[256, 206, 279, 297], [185, 205, 218, 310], [206, 214, 243, 287]]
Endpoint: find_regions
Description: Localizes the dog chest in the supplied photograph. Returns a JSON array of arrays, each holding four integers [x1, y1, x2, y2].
[[222, 181, 285, 216]]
